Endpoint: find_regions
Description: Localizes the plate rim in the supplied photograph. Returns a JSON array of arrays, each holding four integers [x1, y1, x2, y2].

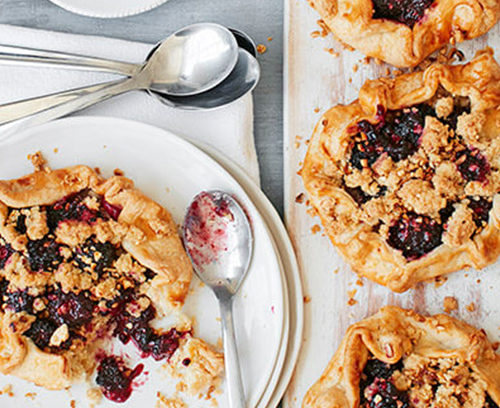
[[47, 0, 169, 18], [0, 116, 288, 407]]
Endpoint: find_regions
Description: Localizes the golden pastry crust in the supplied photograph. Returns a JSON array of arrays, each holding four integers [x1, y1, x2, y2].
[[0, 161, 203, 391], [302, 48, 500, 292], [309, 0, 500, 67], [302, 306, 500, 408]]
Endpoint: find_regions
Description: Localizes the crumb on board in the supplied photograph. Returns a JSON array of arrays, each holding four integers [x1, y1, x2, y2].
[[356, 279, 364, 287], [257, 44, 267, 54], [324, 48, 339, 57], [333, 268, 339, 275], [94, 167, 101, 175], [24, 392, 36, 400], [466, 302, 476, 312], [267, 36, 273, 41], [0, 384, 14, 397], [86, 387, 102, 405], [70, 400, 76, 408], [156, 392, 187, 408], [310, 30, 320, 38], [314, 107, 320, 113], [316, 19, 329, 37], [103, 145, 107, 149], [352, 64, 359, 73], [434, 276, 448, 288], [303, 295, 311, 304], [477, 279, 481, 284], [311, 224, 321, 234], [348, 77, 352, 83], [347, 289, 357, 306], [113, 168, 124, 176], [295, 193, 305, 204], [53, 148, 59, 154], [443, 296, 458, 313]]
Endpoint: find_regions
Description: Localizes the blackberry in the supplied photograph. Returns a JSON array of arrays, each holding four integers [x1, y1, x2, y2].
[[372, 0, 434, 27], [27, 238, 62, 272], [24, 318, 58, 350]]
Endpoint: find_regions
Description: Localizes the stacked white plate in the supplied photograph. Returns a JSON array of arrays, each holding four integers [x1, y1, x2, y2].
[[0, 117, 303, 408], [47, 0, 170, 18]]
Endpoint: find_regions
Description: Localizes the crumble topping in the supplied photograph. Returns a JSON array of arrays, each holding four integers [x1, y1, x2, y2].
[[328, 92, 499, 261], [0, 187, 221, 403], [360, 356, 499, 408]]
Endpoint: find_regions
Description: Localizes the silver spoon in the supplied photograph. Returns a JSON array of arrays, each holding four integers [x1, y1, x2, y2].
[[0, 23, 238, 126], [182, 191, 253, 408]]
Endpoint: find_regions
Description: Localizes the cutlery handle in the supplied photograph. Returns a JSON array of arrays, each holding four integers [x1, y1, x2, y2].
[[0, 77, 140, 134], [0, 44, 139, 76], [219, 298, 246, 408]]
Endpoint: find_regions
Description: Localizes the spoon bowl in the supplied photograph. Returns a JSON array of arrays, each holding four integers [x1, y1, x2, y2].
[[144, 23, 239, 96], [183, 190, 252, 408]]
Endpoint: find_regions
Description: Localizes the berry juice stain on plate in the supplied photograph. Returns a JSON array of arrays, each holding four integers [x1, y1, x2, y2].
[[183, 191, 237, 268]]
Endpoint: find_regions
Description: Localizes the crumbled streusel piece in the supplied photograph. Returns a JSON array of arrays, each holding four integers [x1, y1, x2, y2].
[[435, 97, 454, 118]]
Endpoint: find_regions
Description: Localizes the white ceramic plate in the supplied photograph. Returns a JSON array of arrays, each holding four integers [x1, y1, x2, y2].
[[47, 0, 169, 18], [196, 141, 304, 408], [0, 117, 286, 408]]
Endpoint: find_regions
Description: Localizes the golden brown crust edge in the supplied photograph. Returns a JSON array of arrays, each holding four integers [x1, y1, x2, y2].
[[0, 164, 193, 388], [310, 0, 500, 68], [302, 306, 500, 408], [302, 48, 500, 292]]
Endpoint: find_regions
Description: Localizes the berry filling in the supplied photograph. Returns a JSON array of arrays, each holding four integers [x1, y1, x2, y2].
[[486, 395, 500, 408], [111, 297, 187, 361], [350, 105, 431, 169], [24, 318, 60, 350], [360, 359, 409, 408], [387, 212, 443, 260], [4, 290, 34, 314], [74, 239, 117, 275], [96, 355, 144, 403], [27, 238, 62, 272], [47, 289, 96, 329], [0, 244, 13, 269], [468, 197, 493, 228], [456, 148, 490, 182], [372, 0, 434, 27]]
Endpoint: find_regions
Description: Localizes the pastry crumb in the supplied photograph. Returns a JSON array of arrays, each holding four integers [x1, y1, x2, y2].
[[311, 224, 321, 234], [347, 289, 357, 306], [113, 168, 125, 176], [466, 302, 476, 312], [303, 295, 311, 303], [0, 384, 14, 397], [86, 387, 102, 405], [24, 392, 37, 400], [295, 193, 305, 204], [443, 296, 458, 313], [256, 44, 267, 54], [267, 36, 273, 41], [70, 400, 76, 408], [316, 19, 329, 37], [27, 151, 47, 172], [434, 276, 448, 288], [53, 148, 59, 154], [156, 392, 186, 408]]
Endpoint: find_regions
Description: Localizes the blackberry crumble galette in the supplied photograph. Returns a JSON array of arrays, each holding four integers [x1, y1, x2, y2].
[[0, 155, 223, 401], [309, 0, 500, 67], [302, 48, 500, 292], [302, 306, 500, 408]]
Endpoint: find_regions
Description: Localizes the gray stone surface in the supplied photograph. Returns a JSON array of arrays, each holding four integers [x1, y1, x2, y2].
[[0, 0, 284, 215]]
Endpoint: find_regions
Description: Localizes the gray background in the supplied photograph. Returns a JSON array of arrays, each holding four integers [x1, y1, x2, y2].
[[0, 0, 284, 215]]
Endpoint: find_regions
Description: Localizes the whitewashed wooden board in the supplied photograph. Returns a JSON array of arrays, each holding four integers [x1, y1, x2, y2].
[[283, 1, 500, 406]]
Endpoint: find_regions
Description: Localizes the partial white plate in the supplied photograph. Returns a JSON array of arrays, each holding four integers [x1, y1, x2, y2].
[[195, 141, 304, 408], [47, 0, 169, 18], [0, 117, 286, 408]]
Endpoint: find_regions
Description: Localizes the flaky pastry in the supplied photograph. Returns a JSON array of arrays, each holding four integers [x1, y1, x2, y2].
[[0, 156, 223, 401], [302, 48, 500, 292], [303, 306, 500, 408], [309, 0, 500, 67]]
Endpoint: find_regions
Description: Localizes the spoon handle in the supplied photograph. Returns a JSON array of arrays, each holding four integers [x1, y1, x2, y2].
[[0, 44, 139, 76], [219, 298, 246, 408], [0, 77, 140, 137]]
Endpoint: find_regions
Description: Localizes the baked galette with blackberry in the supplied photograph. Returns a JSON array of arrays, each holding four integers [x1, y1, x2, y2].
[[303, 306, 500, 408], [302, 49, 500, 292], [0, 154, 223, 401], [309, 0, 500, 67]]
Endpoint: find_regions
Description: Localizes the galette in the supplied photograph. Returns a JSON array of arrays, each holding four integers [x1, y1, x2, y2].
[[302, 48, 500, 292], [302, 306, 500, 408], [309, 0, 500, 67], [0, 154, 223, 402]]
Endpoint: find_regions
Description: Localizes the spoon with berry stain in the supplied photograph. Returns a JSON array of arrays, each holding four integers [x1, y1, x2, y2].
[[183, 191, 253, 408]]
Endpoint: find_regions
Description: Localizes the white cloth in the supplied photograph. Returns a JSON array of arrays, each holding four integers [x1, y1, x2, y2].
[[0, 24, 260, 184]]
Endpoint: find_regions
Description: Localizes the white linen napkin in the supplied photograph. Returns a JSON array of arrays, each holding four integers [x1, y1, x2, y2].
[[0, 24, 260, 185]]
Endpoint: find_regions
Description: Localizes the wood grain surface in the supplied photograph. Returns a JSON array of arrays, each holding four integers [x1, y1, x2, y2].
[[283, 1, 500, 407]]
